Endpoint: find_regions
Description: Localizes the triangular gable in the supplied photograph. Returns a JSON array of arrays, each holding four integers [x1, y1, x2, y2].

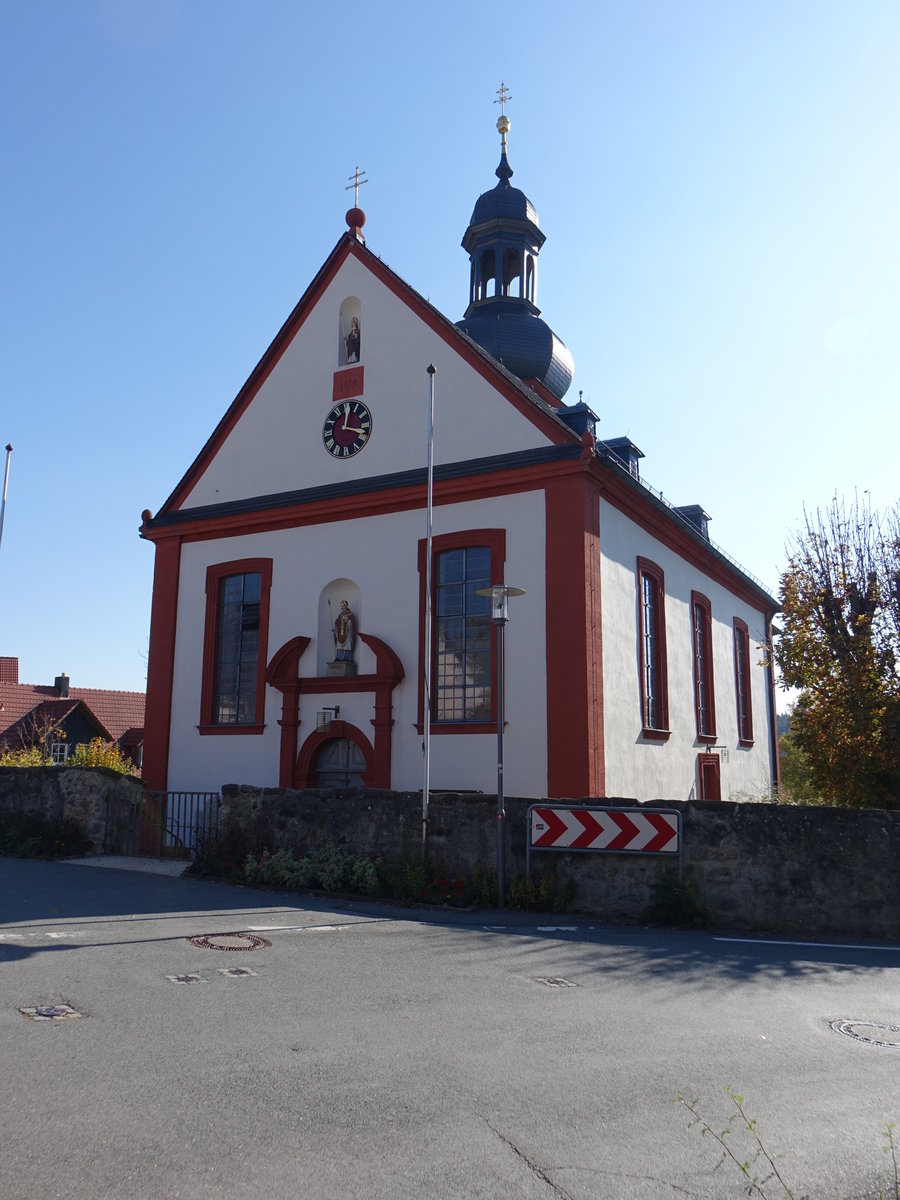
[[152, 233, 577, 520]]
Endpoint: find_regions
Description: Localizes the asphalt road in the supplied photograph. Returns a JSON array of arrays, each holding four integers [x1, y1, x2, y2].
[[2, 858, 899, 1200]]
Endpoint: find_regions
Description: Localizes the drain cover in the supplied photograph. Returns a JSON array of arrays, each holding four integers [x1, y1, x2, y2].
[[187, 932, 271, 952], [217, 966, 257, 977], [535, 976, 577, 988], [20, 1004, 85, 1020], [167, 973, 207, 984], [830, 1019, 900, 1048]]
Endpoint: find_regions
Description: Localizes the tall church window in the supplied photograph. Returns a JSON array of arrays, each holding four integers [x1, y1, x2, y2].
[[637, 558, 669, 738], [416, 529, 506, 731], [435, 547, 492, 722], [691, 592, 716, 742], [200, 559, 273, 732], [733, 618, 754, 745]]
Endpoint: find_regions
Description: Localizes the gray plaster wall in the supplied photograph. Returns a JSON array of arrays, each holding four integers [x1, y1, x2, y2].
[[0, 766, 144, 852], [222, 786, 900, 939]]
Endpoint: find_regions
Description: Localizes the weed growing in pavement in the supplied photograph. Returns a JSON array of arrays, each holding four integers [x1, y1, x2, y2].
[[676, 1088, 899, 1199]]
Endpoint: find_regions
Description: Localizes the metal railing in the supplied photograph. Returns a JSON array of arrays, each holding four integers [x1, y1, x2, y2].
[[104, 790, 221, 859]]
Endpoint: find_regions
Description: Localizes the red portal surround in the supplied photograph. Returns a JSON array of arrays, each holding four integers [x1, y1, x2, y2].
[[295, 720, 374, 787], [265, 632, 404, 789]]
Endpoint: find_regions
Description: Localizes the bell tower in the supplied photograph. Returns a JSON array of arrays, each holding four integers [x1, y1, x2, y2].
[[456, 85, 574, 401]]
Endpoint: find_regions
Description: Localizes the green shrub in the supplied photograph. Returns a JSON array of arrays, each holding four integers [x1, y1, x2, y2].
[[0, 746, 51, 766], [644, 866, 711, 928], [506, 871, 575, 912], [243, 845, 383, 896], [69, 739, 138, 775], [0, 810, 91, 858]]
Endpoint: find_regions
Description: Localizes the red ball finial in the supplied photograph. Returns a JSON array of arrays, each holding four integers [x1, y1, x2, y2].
[[346, 206, 366, 235]]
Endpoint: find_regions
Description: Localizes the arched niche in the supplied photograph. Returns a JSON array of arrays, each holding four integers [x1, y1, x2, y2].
[[317, 578, 362, 675], [338, 297, 361, 365]]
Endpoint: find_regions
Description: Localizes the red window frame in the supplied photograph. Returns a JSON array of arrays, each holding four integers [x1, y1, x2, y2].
[[636, 557, 669, 739], [199, 558, 273, 734], [691, 591, 716, 743], [733, 617, 754, 746], [698, 751, 721, 800], [416, 529, 506, 734]]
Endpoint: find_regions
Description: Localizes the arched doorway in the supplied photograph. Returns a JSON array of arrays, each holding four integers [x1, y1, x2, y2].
[[312, 737, 366, 788]]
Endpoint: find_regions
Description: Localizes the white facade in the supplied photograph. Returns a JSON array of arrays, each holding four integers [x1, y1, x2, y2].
[[142, 231, 778, 803]]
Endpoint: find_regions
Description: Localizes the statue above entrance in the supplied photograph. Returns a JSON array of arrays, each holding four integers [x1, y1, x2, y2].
[[327, 598, 357, 677]]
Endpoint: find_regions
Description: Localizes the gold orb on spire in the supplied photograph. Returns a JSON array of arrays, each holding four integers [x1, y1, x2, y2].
[[496, 113, 510, 136]]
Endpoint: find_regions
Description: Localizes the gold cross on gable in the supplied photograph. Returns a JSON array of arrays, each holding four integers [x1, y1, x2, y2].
[[345, 166, 369, 206], [494, 81, 511, 115]]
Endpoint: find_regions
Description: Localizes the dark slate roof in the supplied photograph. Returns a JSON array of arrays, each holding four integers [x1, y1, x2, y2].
[[456, 307, 574, 401], [469, 180, 540, 229]]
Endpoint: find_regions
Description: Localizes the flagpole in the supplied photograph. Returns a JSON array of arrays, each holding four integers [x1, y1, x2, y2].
[[422, 366, 436, 852], [0, 445, 12, 556]]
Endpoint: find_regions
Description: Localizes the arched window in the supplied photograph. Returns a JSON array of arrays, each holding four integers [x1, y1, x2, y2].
[[525, 256, 535, 303], [502, 248, 520, 297], [478, 250, 496, 300]]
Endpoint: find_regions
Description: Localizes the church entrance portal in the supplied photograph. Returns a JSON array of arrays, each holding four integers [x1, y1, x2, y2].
[[313, 738, 366, 788]]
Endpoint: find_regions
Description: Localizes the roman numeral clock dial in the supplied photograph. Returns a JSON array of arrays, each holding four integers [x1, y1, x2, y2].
[[322, 400, 372, 458]]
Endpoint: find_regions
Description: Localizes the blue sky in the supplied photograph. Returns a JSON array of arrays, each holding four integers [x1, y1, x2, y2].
[[1, 1, 898, 706]]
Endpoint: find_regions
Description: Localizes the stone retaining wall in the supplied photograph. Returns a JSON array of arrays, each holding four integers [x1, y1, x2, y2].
[[221, 785, 900, 939], [0, 767, 144, 852]]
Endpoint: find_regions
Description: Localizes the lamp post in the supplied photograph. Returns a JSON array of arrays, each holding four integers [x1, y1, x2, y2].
[[476, 583, 525, 907]]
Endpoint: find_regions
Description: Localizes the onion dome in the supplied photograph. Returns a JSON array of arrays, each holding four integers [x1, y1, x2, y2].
[[455, 97, 574, 401]]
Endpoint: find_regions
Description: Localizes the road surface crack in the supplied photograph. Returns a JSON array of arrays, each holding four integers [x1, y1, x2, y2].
[[482, 1119, 575, 1199]]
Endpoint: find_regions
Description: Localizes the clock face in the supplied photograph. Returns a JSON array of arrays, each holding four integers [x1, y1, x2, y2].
[[323, 400, 372, 458]]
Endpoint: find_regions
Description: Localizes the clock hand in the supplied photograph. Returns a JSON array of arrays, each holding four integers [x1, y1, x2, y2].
[[341, 424, 366, 436]]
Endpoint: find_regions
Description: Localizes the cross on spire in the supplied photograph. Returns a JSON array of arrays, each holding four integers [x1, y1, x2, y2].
[[345, 166, 368, 207], [494, 81, 511, 116]]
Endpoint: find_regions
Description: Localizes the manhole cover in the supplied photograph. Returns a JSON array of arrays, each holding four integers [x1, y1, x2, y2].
[[830, 1019, 900, 1048], [217, 966, 257, 977], [167, 973, 207, 984], [20, 1004, 86, 1020], [534, 976, 577, 988], [187, 932, 271, 952]]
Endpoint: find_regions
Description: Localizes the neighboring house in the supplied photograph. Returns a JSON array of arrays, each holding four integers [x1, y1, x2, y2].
[[0, 657, 145, 770], [140, 113, 779, 802]]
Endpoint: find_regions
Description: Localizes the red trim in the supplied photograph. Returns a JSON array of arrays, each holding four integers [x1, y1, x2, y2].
[[333, 365, 364, 401], [691, 591, 716, 742], [545, 476, 604, 798], [594, 460, 776, 612], [698, 751, 722, 800], [295, 720, 375, 788], [733, 617, 754, 747], [416, 529, 506, 732], [636, 556, 670, 739], [198, 724, 265, 736], [265, 632, 403, 788], [142, 458, 578, 548], [157, 236, 573, 518], [200, 558, 273, 729], [142, 537, 181, 791]]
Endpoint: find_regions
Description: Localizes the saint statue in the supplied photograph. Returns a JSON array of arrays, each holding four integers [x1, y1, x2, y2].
[[344, 316, 361, 363], [333, 599, 356, 662]]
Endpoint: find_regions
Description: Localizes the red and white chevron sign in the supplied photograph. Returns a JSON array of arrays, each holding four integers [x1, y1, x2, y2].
[[530, 807, 679, 854]]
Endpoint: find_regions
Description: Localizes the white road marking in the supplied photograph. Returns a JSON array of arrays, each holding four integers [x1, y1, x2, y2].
[[714, 936, 900, 952]]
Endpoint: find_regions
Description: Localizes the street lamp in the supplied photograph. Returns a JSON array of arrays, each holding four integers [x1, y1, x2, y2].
[[476, 583, 525, 907]]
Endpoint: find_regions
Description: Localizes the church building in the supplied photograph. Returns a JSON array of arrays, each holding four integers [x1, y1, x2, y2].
[[140, 104, 779, 803]]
